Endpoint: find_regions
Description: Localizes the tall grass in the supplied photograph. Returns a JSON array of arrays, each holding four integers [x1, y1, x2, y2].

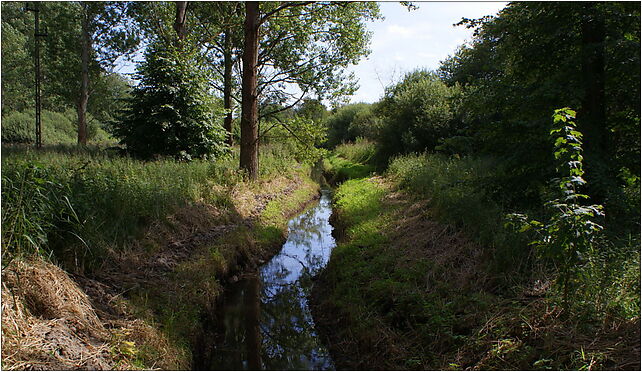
[[386, 152, 640, 318], [386, 153, 531, 274], [1, 143, 301, 270], [333, 138, 376, 164], [1, 109, 115, 145]]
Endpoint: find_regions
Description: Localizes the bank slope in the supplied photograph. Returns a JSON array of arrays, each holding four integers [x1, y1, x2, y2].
[[311, 175, 639, 370]]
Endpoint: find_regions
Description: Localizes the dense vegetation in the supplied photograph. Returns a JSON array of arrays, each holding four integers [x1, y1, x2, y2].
[[312, 2, 639, 370], [1, 1, 639, 370]]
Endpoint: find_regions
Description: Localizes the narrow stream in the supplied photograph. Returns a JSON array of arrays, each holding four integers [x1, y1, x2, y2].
[[203, 189, 336, 370]]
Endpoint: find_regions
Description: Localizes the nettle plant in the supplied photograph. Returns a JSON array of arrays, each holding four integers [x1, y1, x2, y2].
[[508, 108, 604, 300]]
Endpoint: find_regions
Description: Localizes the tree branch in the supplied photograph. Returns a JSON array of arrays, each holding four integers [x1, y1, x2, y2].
[[258, 1, 315, 25]]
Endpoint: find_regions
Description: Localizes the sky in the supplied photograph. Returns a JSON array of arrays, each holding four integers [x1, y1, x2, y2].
[[348, 1, 507, 103], [114, 1, 508, 105]]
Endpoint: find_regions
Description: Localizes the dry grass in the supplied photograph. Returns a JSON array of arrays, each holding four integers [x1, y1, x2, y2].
[[1, 169, 320, 370], [2, 259, 113, 370], [385, 195, 489, 292]]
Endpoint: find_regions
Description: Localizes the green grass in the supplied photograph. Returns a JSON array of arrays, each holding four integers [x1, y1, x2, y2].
[[386, 153, 530, 274], [1, 109, 116, 145], [386, 152, 640, 318], [333, 138, 376, 164], [1, 142, 324, 369], [0, 143, 309, 270], [314, 145, 639, 370], [317, 177, 497, 369], [323, 139, 377, 183]]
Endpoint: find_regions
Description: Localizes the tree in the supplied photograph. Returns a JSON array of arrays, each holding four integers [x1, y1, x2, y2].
[[1, 2, 138, 146], [439, 2, 640, 206], [325, 103, 375, 147], [130, 1, 245, 145], [112, 42, 227, 160], [76, 1, 139, 145], [376, 70, 461, 160], [191, 1, 244, 146], [296, 98, 328, 123], [239, 1, 381, 179]]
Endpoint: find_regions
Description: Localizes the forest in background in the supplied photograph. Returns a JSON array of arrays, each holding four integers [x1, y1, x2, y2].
[[1, 1, 640, 370]]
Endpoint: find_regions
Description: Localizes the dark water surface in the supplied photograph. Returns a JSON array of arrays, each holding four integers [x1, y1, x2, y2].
[[205, 189, 336, 370]]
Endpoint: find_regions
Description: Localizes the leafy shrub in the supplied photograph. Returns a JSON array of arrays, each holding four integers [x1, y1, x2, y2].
[[1, 111, 33, 143], [112, 42, 228, 160], [325, 103, 380, 147], [507, 108, 605, 302], [377, 69, 462, 162]]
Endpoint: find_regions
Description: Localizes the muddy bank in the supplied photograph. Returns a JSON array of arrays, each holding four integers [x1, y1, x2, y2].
[[2, 173, 322, 370]]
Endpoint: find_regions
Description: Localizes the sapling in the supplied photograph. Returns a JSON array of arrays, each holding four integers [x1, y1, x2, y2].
[[507, 108, 604, 303]]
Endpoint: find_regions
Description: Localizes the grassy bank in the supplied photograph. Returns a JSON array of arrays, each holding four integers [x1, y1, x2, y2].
[[312, 146, 640, 370], [322, 139, 376, 184], [1, 144, 321, 369]]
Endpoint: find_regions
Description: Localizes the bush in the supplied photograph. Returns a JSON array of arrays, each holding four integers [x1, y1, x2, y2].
[[2, 109, 114, 145], [376, 70, 461, 162], [1, 111, 33, 143], [112, 42, 228, 160], [325, 103, 380, 147]]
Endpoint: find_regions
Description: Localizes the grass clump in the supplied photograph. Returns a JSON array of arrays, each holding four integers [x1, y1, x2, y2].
[[323, 139, 377, 183], [1, 148, 238, 270], [2, 142, 323, 370], [333, 138, 376, 164]]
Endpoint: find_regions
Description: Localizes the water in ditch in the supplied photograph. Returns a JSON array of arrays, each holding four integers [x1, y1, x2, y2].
[[201, 189, 336, 370]]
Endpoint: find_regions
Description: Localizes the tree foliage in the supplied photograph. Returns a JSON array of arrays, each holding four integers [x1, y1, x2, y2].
[[325, 103, 379, 148], [0, 1, 137, 143], [112, 42, 227, 160], [439, 2, 640, 206], [376, 70, 461, 160]]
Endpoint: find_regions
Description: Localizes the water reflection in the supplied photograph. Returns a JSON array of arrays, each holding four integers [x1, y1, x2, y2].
[[208, 190, 336, 370]]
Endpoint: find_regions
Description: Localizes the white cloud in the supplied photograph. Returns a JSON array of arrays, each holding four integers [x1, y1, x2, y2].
[[349, 2, 508, 103], [386, 24, 415, 38]]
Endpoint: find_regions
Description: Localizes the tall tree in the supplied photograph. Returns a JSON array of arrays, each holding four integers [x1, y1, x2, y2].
[[77, 2, 91, 145], [241, 2, 261, 178], [191, 1, 244, 145], [579, 2, 608, 198], [76, 2, 139, 145], [173, 1, 188, 42], [439, 2, 640, 205], [239, 1, 381, 179]]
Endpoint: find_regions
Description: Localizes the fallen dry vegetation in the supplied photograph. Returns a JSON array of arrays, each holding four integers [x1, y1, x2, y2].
[[2, 173, 319, 370]]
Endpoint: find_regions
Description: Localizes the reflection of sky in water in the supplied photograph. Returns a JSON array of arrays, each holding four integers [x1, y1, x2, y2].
[[208, 190, 336, 370]]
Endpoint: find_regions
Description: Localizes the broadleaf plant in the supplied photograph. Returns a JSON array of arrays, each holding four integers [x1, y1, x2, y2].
[[507, 108, 604, 302]]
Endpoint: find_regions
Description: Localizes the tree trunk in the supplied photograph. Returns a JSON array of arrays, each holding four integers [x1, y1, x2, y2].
[[77, 3, 90, 146], [223, 29, 234, 146], [579, 2, 608, 199], [245, 275, 262, 370], [174, 1, 188, 42], [240, 1, 260, 180]]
